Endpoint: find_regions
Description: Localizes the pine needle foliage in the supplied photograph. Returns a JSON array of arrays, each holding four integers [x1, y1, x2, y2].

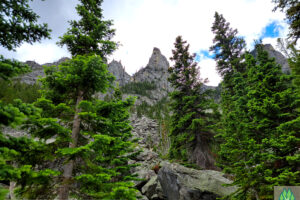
[[168, 36, 218, 169], [217, 45, 300, 200], [16, 55, 139, 199], [57, 0, 116, 58]]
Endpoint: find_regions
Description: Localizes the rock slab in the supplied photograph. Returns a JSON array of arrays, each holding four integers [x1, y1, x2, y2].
[[157, 161, 237, 200]]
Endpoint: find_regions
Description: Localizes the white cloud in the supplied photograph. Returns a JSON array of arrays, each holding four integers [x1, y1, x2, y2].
[[105, 0, 288, 85], [198, 58, 221, 86], [2, 0, 289, 86], [15, 42, 70, 64]]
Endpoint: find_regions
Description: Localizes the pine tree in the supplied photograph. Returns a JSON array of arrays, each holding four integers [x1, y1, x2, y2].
[[0, 0, 51, 50], [209, 12, 246, 83], [218, 45, 300, 199], [10, 0, 139, 199], [0, 1, 51, 197], [209, 12, 248, 174], [57, 0, 116, 59], [55, 0, 121, 198], [168, 36, 218, 169]]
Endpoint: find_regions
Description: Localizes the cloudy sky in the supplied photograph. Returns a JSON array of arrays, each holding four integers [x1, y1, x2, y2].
[[0, 0, 289, 86]]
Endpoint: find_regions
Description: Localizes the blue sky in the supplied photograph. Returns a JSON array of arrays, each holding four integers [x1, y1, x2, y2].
[[195, 20, 284, 63], [263, 21, 282, 38]]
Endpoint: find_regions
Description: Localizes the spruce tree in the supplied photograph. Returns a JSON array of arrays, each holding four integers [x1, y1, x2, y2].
[[168, 36, 218, 169], [209, 12, 248, 173], [218, 45, 300, 199], [0, 1, 51, 197], [1, 0, 138, 199], [0, 0, 51, 50], [55, 0, 121, 198], [209, 12, 246, 83], [57, 0, 116, 59]]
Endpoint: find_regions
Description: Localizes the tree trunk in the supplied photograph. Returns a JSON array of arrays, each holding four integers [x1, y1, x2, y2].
[[189, 134, 217, 170], [9, 181, 16, 200], [58, 90, 83, 200]]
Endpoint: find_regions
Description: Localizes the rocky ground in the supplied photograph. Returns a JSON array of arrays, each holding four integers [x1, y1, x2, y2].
[[129, 114, 237, 200]]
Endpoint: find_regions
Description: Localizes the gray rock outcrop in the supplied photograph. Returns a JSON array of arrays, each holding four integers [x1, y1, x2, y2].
[[132, 47, 172, 94], [18, 57, 69, 85], [252, 44, 290, 73], [108, 60, 131, 86], [157, 161, 237, 200]]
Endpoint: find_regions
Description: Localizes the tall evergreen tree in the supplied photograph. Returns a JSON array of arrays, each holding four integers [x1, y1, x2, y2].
[[209, 12, 246, 83], [57, 0, 116, 59], [218, 45, 300, 200], [55, 0, 121, 198], [209, 12, 248, 174], [2, 0, 138, 199], [168, 36, 218, 169], [0, 1, 51, 197]]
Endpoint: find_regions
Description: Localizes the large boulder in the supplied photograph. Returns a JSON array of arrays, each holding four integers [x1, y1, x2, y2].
[[141, 176, 164, 200], [157, 161, 237, 200]]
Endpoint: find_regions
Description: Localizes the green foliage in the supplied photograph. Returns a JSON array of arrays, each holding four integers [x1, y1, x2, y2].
[[287, 44, 300, 94], [0, 55, 30, 80], [210, 12, 246, 81], [0, 80, 41, 103], [217, 45, 300, 199], [168, 36, 218, 169], [14, 54, 139, 199], [57, 0, 116, 58], [121, 81, 157, 98], [41, 55, 114, 103], [0, 99, 59, 200], [0, 186, 9, 199], [0, 1, 56, 198], [273, 0, 300, 44], [71, 98, 138, 199], [0, 0, 51, 51]]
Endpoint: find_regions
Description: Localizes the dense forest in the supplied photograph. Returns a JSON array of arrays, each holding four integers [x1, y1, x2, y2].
[[0, 0, 299, 199]]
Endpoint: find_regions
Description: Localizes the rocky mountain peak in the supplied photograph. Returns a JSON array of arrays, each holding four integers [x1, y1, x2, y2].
[[147, 47, 169, 70], [44, 57, 69, 66], [108, 60, 131, 86], [24, 60, 43, 70]]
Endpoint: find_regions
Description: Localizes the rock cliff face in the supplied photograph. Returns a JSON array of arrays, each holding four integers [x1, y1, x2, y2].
[[108, 60, 131, 86], [133, 47, 171, 92], [18, 57, 69, 85], [251, 44, 290, 73]]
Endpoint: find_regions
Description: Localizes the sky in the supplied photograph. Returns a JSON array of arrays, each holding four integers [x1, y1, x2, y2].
[[0, 0, 289, 86]]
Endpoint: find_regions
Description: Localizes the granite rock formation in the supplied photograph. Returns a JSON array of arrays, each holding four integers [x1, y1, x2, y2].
[[18, 57, 69, 85], [108, 60, 131, 86], [133, 47, 170, 90]]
